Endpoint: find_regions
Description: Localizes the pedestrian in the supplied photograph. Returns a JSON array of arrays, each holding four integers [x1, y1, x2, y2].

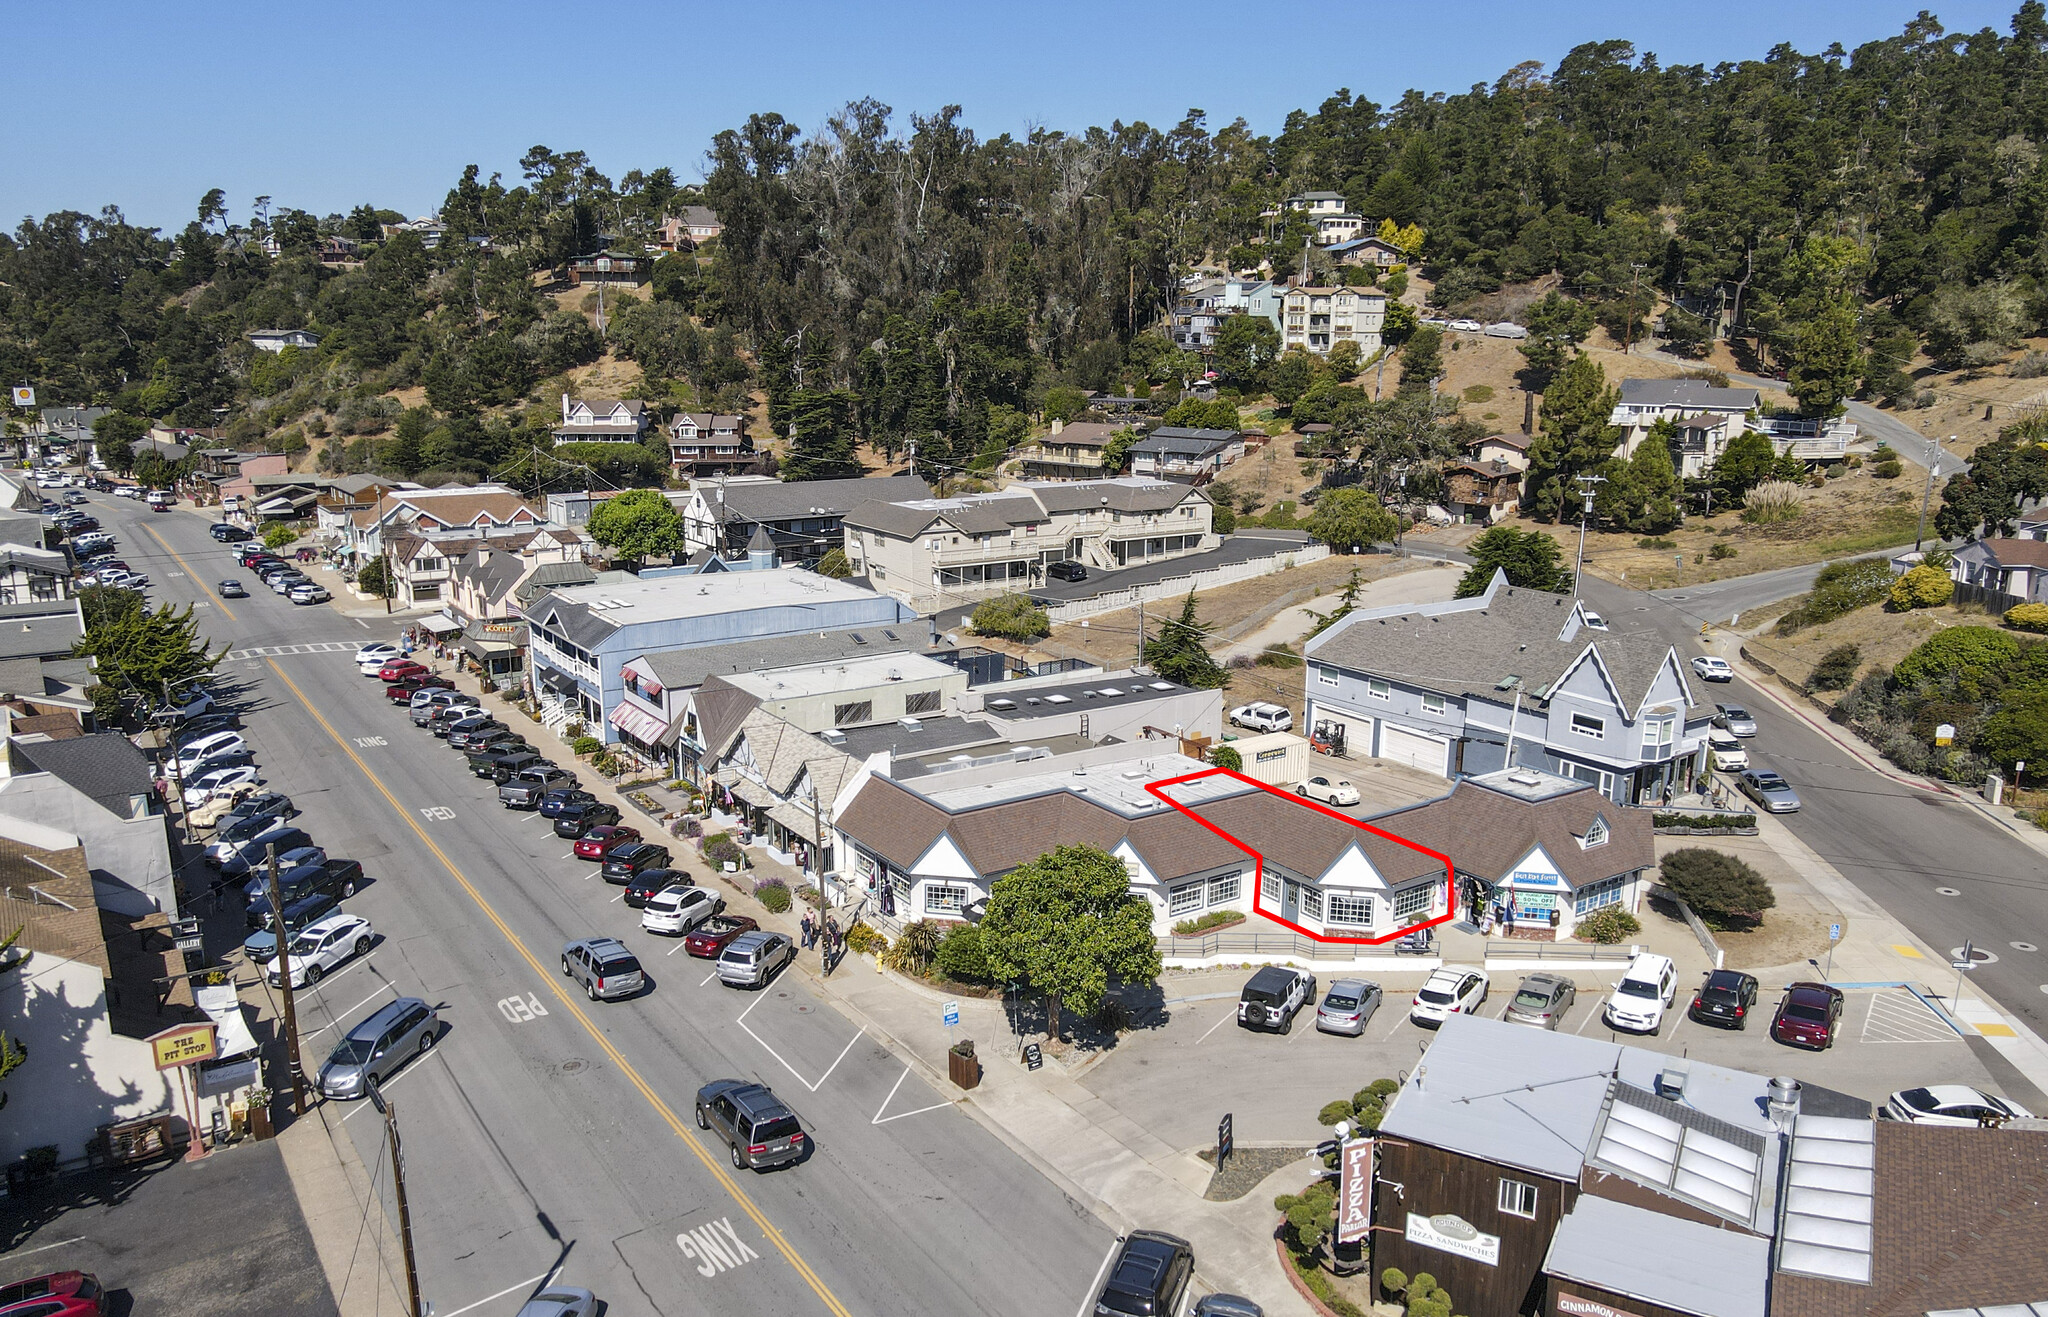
[[825, 915, 840, 956], [800, 910, 815, 949]]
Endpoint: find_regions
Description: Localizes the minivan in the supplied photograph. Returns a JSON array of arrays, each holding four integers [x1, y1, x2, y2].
[[1603, 951, 1678, 1034], [172, 731, 247, 775], [214, 825, 314, 878], [317, 997, 439, 1100]]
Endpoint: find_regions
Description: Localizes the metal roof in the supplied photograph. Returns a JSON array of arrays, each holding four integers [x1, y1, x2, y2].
[[1543, 1194, 1771, 1317]]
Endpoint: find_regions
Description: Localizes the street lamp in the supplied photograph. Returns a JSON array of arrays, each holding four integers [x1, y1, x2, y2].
[[1572, 473, 1606, 599]]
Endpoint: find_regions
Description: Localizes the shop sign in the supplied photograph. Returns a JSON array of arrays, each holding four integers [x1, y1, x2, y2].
[[1557, 1295, 1639, 1317], [1405, 1212, 1500, 1266], [1336, 1139, 1374, 1243], [1506, 868, 1563, 888], [194, 1056, 260, 1097], [148, 1022, 217, 1070]]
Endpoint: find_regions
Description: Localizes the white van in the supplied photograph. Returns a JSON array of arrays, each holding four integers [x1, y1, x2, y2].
[[1602, 951, 1677, 1034]]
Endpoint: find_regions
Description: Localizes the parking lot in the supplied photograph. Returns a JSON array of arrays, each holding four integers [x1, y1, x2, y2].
[[1077, 963, 2008, 1149]]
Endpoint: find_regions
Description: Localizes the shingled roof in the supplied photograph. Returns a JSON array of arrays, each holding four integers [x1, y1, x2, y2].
[[1373, 771, 1656, 890]]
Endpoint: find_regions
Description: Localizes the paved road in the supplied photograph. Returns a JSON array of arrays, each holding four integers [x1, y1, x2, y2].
[[1579, 569, 2048, 1056], [107, 499, 1114, 1317], [1645, 547, 1917, 622]]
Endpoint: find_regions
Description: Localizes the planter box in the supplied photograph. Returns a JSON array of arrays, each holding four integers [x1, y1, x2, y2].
[[947, 1047, 981, 1090]]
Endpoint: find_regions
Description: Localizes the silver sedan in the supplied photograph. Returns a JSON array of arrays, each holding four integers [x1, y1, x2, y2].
[[1738, 769, 1801, 813], [1315, 979, 1383, 1036]]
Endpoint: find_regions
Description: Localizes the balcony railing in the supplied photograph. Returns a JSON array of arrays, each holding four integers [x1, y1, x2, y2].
[[1158, 929, 1403, 961]]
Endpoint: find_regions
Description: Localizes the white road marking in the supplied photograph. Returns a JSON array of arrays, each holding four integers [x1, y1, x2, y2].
[[1194, 1009, 1235, 1045], [701, 971, 718, 986], [303, 981, 397, 1038], [0, 1237, 86, 1262], [870, 1064, 952, 1125], [340, 1047, 444, 1120], [735, 993, 863, 1092], [292, 954, 378, 997], [438, 1270, 557, 1317], [1076, 1238, 1123, 1317], [1576, 995, 1608, 1034]]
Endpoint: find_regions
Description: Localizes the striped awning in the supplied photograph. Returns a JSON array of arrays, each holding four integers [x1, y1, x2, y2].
[[608, 700, 671, 746]]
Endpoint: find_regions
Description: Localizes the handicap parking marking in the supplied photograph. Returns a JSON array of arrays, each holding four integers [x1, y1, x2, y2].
[[1860, 988, 1960, 1043], [870, 1064, 954, 1125]]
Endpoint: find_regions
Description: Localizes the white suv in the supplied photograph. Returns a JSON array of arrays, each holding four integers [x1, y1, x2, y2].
[[1410, 966, 1487, 1027], [1228, 702, 1292, 733], [1603, 951, 1678, 1033]]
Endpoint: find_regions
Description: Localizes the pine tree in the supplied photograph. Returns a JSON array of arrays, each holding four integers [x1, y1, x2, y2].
[[1523, 354, 1621, 521], [1626, 419, 1682, 532], [1143, 591, 1227, 689]]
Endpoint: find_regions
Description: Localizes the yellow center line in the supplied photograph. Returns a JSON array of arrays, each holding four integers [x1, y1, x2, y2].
[[139, 522, 238, 624], [263, 659, 853, 1317]]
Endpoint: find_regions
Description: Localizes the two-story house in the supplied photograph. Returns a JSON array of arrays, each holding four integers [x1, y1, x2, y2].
[[1285, 192, 1348, 216], [0, 544, 71, 605], [444, 529, 589, 623], [677, 473, 931, 567], [1463, 433, 1531, 471], [566, 249, 648, 286], [1314, 213, 1367, 245], [246, 329, 321, 354], [553, 395, 651, 446], [1128, 428, 1244, 481], [1280, 286, 1387, 358], [1326, 236, 1406, 269], [656, 206, 723, 250], [1019, 420, 1131, 480], [666, 412, 751, 476], [339, 483, 544, 562], [1608, 378, 1760, 478], [841, 477, 1215, 611], [1441, 459, 1523, 523], [1301, 569, 1711, 805], [1169, 280, 1230, 349]]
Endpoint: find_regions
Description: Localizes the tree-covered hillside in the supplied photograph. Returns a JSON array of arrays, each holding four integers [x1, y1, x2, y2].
[[5, 6, 2048, 490]]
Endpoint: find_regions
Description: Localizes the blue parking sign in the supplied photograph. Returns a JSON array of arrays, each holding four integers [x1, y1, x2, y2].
[[943, 1001, 960, 1028], [1829, 924, 1841, 942]]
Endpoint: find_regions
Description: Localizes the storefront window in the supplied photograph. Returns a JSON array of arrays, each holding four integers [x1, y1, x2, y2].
[[1168, 883, 1205, 915], [1326, 893, 1372, 926], [1573, 876, 1626, 914], [1393, 884, 1434, 921], [1208, 873, 1240, 905], [925, 884, 967, 914]]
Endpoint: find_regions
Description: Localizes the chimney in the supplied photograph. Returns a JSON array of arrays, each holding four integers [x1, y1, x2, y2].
[[561, 392, 572, 424], [1768, 1076, 1802, 1133], [1050, 417, 1064, 435]]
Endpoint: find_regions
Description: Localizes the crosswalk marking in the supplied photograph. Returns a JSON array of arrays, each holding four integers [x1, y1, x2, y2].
[[226, 641, 359, 660]]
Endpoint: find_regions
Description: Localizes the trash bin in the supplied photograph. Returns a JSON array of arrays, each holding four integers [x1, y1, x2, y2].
[[947, 1041, 981, 1090]]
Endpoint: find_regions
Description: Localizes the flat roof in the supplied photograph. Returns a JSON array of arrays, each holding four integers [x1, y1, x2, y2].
[[975, 674, 1197, 721], [1545, 1195, 1770, 1317], [920, 750, 1251, 818], [544, 568, 881, 622], [725, 651, 960, 701], [825, 715, 1005, 763]]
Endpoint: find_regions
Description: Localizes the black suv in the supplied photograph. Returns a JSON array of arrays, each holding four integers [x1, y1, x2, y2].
[[1688, 969, 1759, 1029], [601, 842, 672, 885], [553, 800, 622, 839], [242, 859, 363, 923], [622, 867, 683, 908], [1047, 559, 1088, 582], [1095, 1230, 1194, 1317], [695, 1079, 806, 1171], [481, 750, 546, 783]]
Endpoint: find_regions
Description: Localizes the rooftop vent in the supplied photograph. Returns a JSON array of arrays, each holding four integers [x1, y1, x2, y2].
[[896, 717, 923, 732], [1046, 694, 1071, 704], [1508, 771, 1543, 786], [1655, 1060, 1691, 1100], [850, 633, 867, 645], [1149, 681, 1175, 691], [1098, 687, 1124, 696], [882, 629, 900, 641], [987, 698, 1017, 712], [818, 728, 846, 744]]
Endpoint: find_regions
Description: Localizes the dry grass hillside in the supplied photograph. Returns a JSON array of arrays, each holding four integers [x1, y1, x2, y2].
[[1741, 600, 1996, 697]]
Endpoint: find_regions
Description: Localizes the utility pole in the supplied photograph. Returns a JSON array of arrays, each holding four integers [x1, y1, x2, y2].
[[1135, 597, 1145, 671], [265, 843, 307, 1116], [1914, 434, 1951, 554], [1572, 473, 1607, 599], [372, 1086, 426, 1317]]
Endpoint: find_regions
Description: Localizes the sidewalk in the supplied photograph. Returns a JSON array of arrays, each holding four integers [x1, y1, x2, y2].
[[274, 1103, 414, 1317]]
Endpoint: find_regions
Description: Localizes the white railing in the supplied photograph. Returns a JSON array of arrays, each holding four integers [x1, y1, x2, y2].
[[1042, 544, 1330, 624]]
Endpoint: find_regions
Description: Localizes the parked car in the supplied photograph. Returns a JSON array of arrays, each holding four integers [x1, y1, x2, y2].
[[242, 890, 343, 964], [1237, 965, 1317, 1033], [1410, 967, 1488, 1027], [717, 930, 795, 988], [268, 911, 375, 988], [183, 763, 262, 808], [388, 676, 456, 702], [641, 883, 721, 934], [1228, 702, 1292, 732], [411, 689, 477, 726], [169, 711, 242, 746], [695, 1079, 806, 1170], [1707, 729, 1749, 771], [684, 914, 759, 958], [1688, 969, 1759, 1029], [600, 841, 671, 884], [1447, 317, 1484, 332], [1690, 655, 1734, 682], [0, 1270, 106, 1317], [428, 703, 484, 737], [544, 802, 614, 835], [1714, 704, 1758, 737], [218, 578, 248, 598], [618, 867, 678, 909], [1602, 952, 1678, 1034], [188, 780, 262, 829], [1296, 775, 1359, 806], [445, 717, 509, 751], [1503, 972, 1578, 1029], [482, 750, 546, 782], [211, 792, 295, 836], [1046, 560, 1088, 582], [317, 997, 439, 1100], [242, 858, 361, 916], [574, 824, 642, 862], [1771, 981, 1845, 1050], [380, 659, 431, 684], [214, 825, 314, 878], [355, 643, 402, 667], [1314, 979, 1382, 1036], [562, 936, 645, 1001], [1882, 1084, 2034, 1126], [172, 731, 247, 776], [512, 1289, 597, 1317], [538, 787, 598, 819], [501, 765, 578, 808], [289, 583, 332, 605], [1192, 1296, 1264, 1317], [1093, 1230, 1195, 1317], [1738, 769, 1801, 813], [154, 688, 215, 723]]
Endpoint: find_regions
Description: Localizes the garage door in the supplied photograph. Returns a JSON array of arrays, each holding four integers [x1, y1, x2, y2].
[[1311, 710, 1374, 761], [1379, 723, 1449, 776]]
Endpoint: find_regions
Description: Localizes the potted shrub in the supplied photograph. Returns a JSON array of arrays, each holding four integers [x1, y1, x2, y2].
[[947, 1039, 981, 1090]]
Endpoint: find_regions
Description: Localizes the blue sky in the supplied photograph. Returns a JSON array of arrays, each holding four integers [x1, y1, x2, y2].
[[3, 0, 2025, 233]]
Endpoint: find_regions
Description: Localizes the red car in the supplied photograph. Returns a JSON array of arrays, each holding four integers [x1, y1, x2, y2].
[[385, 676, 454, 702], [0, 1271, 106, 1316], [573, 824, 641, 861], [683, 913, 759, 958], [1770, 981, 1845, 1049], [379, 660, 430, 683]]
